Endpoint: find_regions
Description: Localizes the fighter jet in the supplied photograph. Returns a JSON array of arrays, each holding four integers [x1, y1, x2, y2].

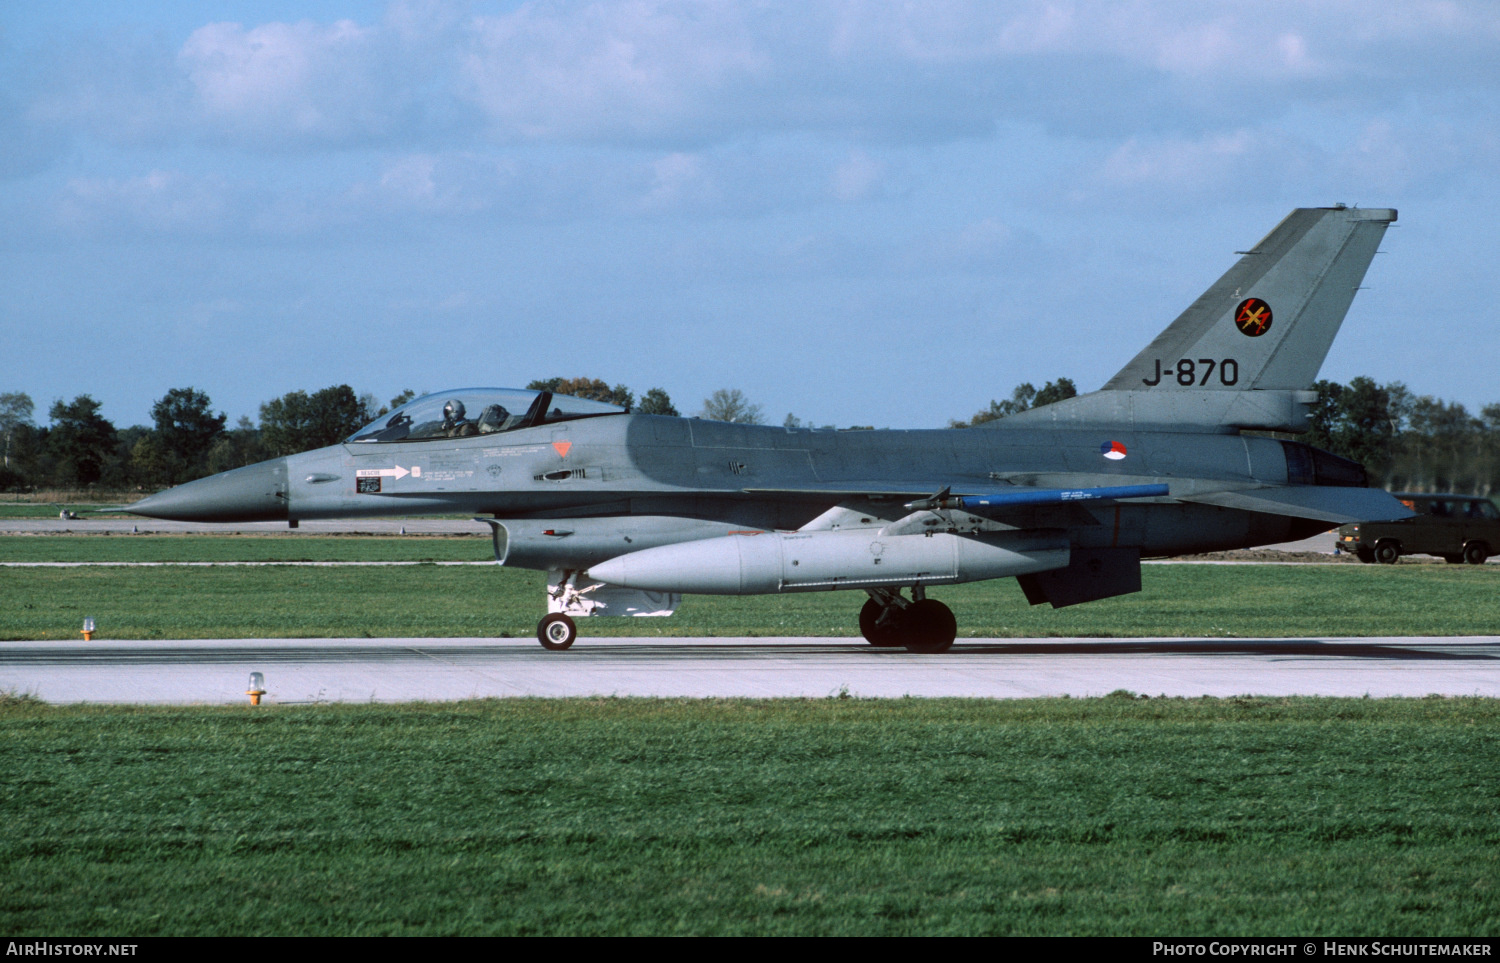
[[129, 205, 1411, 652]]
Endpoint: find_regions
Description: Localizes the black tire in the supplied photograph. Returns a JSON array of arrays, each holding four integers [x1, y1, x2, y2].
[[1464, 542, 1490, 566], [1374, 541, 1401, 565], [858, 599, 903, 647], [1355, 547, 1375, 564], [537, 613, 577, 650], [902, 598, 957, 654], [1443, 554, 1464, 564]]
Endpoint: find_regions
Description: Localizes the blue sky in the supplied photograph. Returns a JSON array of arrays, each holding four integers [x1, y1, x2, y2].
[[3, 1, 1498, 431]]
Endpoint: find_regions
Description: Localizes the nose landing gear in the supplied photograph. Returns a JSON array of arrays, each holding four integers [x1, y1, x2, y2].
[[859, 586, 957, 653], [537, 612, 578, 650]]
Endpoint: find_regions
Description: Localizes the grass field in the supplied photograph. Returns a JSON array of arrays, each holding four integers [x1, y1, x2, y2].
[[3, 552, 1499, 640], [1, 696, 1496, 936], [4, 537, 1497, 937]]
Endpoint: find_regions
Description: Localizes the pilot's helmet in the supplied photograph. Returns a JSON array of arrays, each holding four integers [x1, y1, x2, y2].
[[442, 399, 467, 423]]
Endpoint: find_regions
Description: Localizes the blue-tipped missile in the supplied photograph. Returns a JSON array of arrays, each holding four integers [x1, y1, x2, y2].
[[904, 483, 1169, 512]]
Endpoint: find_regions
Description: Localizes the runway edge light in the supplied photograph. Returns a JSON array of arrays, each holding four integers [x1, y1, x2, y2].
[[247, 671, 265, 706], [81, 617, 95, 641]]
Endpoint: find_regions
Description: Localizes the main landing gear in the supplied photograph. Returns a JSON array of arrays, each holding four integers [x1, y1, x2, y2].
[[859, 586, 957, 653]]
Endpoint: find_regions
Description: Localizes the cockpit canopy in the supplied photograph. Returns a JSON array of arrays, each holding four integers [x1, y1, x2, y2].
[[347, 388, 626, 444]]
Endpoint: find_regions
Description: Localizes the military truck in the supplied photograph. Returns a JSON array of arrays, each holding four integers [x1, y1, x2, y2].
[[1338, 493, 1499, 564]]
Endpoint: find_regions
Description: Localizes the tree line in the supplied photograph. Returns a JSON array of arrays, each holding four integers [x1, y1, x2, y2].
[[0, 380, 685, 492], [4, 375, 1496, 495], [1301, 377, 1500, 495]]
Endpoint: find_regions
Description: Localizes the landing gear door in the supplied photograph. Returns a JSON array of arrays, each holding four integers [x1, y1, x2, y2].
[[547, 571, 681, 618]]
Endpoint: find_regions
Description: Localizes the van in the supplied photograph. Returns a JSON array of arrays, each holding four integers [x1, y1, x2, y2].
[[1337, 493, 1499, 564]]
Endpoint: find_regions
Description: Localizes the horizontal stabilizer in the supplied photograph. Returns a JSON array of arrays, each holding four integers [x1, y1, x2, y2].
[[1177, 487, 1414, 525]]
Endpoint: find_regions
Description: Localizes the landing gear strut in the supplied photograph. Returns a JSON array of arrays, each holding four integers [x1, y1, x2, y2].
[[859, 587, 957, 653]]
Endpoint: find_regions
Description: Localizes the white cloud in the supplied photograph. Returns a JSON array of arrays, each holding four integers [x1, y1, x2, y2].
[[457, 1, 769, 143], [831, 150, 884, 201], [8, 0, 1500, 159], [378, 153, 440, 201], [638, 152, 718, 212], [1091, 127, 1324, 204], [178, 17, 434, 147], [52, 170, 233, 236], [1101, 130, 1260, 187]]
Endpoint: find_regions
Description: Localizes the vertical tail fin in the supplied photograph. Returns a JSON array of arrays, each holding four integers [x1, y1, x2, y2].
[[1104, 205, 1395, 392], [1003, 205, 1395, 433]]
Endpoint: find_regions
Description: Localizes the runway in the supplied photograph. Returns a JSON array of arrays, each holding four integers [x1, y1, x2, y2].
[[4, 635, 1497, 704]]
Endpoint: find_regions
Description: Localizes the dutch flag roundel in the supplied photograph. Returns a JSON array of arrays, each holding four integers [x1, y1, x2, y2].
[[1100, 440, 1128, 461]]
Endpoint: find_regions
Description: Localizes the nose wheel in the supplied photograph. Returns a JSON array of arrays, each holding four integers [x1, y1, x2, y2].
[[537, 613, 578, 650], [859, 589, 957, 653]]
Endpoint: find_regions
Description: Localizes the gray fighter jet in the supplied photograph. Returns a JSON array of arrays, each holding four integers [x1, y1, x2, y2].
[[129, 205, 1411, 651]]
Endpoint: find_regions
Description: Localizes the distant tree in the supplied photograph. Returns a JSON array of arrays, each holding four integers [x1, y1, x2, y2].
[[260, 385, 370, 456], [129, 433, 174, 488], [1, 419, 44, 489], [149, 387, 226, 484], [206, 416, 270, 475], [1032, 377, 1078, 409], [950, 377, 1075, 427], [1305, 376, 1500, 495], [1302, 379, 1345, 454], [0, 392, 34, 469], [783, 413, 804, 428], [638, 388, 679, 416], [699, 388, 764, 424], [526, 377, 635, 409], [1331, 376, 1397, 477], [47, 395, 117, 487], [381, 389, 418, 417]]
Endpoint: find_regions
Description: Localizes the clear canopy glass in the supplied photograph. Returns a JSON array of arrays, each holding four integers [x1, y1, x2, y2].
[[347, 388, 625, 443]]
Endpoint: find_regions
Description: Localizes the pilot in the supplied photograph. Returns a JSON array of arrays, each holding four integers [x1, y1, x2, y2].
[[442, 399, 477, 437]]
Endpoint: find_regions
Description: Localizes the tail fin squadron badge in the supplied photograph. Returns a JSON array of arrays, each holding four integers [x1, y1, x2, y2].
[[1234, 297, 1273, 337], [1100, 440, 1128, 461]]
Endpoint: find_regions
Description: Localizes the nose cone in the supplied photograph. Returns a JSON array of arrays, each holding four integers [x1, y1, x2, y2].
[[128, 458, 290, 522]]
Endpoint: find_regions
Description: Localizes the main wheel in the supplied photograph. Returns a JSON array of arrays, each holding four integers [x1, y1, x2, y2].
[[1374, 541, 1401, 565], [858, 599, 903, 647], [1464, 542, 1490, 565], [537, 613, 577, 650], [902, 598, 957, 654], [1356, 547, 1375, 564], [1443, 554, 1464, 564]]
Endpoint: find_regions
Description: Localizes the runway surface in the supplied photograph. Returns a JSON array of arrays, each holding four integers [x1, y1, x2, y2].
[[4, 635, 1497, 704]]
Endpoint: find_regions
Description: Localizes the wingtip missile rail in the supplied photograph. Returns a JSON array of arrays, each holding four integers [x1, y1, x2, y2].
[[904, 483, 1171, 513]]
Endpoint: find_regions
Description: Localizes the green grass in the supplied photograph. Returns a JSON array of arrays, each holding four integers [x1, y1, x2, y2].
[[1, 696, 1496, 935], [3, 562, 1498, 640], [0, 534, 489, 563]]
